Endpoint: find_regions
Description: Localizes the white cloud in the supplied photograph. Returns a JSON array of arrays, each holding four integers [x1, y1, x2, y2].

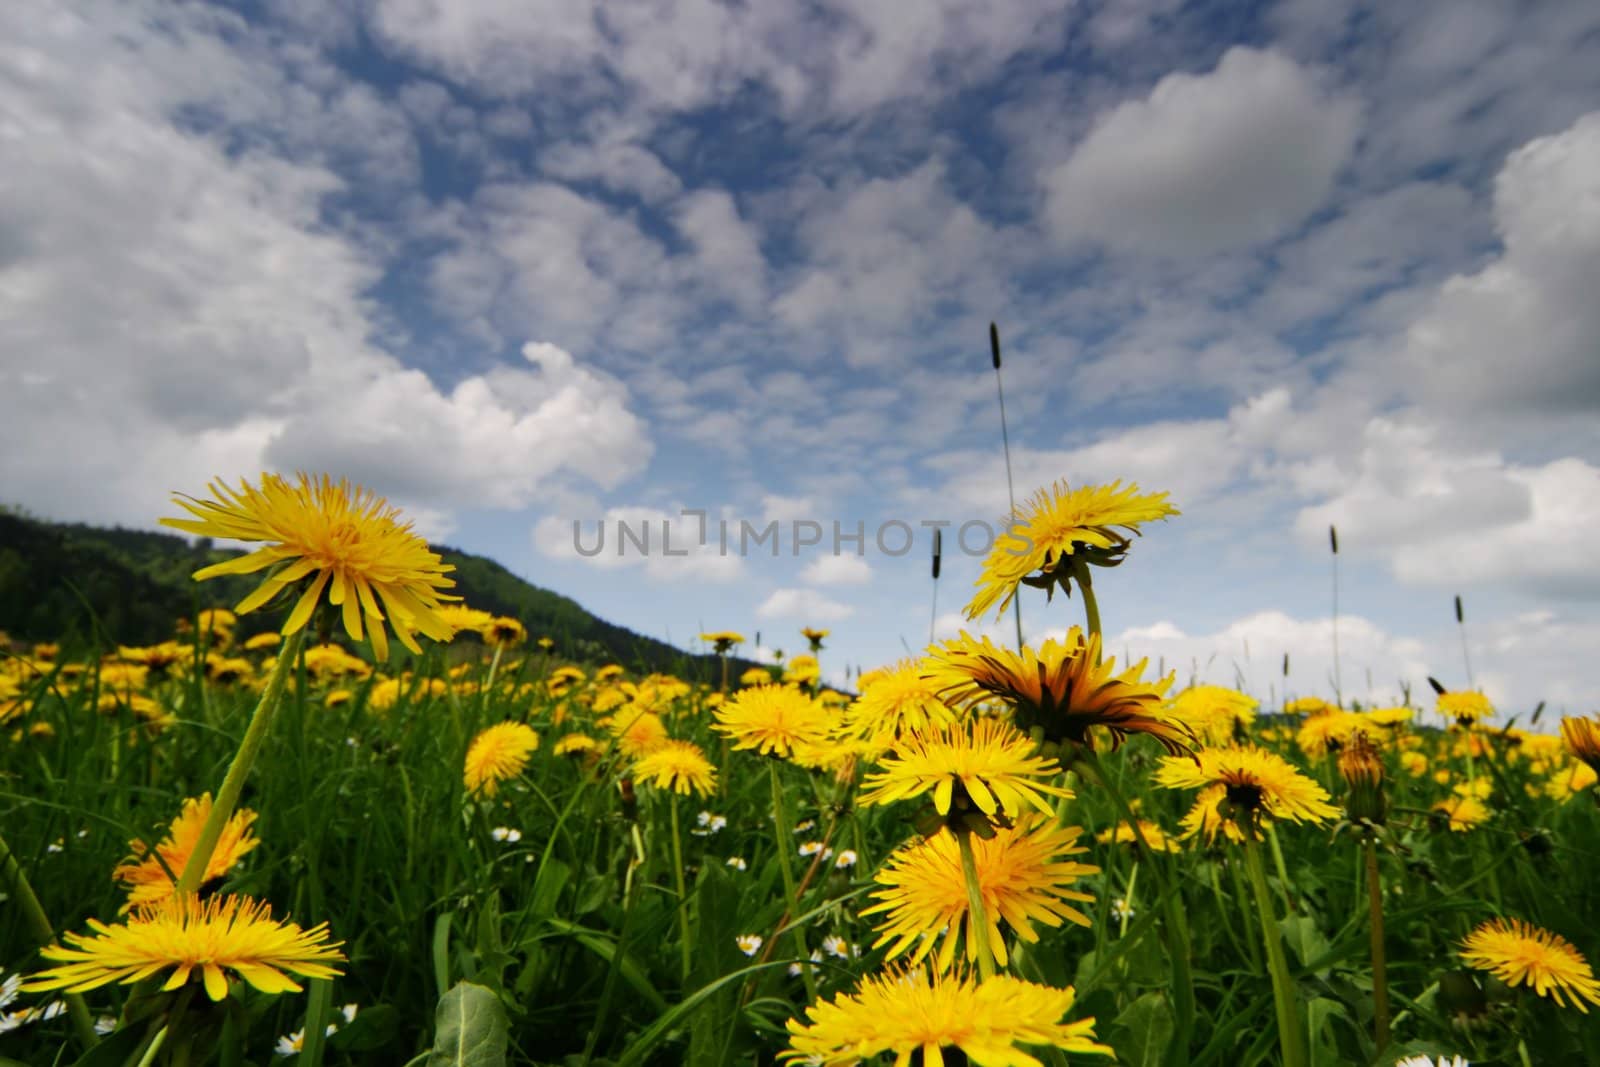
[[0, 7, 648, 528], [1397, 111, 1600, 416], [266, 342, 653, 509], [800, 554, 873, 586], [756, 588, 855, 622], [1111, 610, 1432, 710], [1045, 47, 1360, 256]]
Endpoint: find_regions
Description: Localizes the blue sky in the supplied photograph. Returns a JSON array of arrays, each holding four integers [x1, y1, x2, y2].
[[4, 0, 1599, 714]]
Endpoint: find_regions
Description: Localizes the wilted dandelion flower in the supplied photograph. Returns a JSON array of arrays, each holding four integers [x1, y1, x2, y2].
[[781, 964, 1111, 1066], [464, 722, 539, 797], [925, 630, 1190, 756], [1460, 918, 1600, 1012], [859, 717, 1071, 825], [966, 478, 1178, 621], [1156, 745, 1338, 843], [23, 894, 344, 1002], [114, 794, 260, 911], [862, 816, 1098, 971], [161, 473, 457, 662], [712, 685, 831, 760], [632, 740, 717, 797]]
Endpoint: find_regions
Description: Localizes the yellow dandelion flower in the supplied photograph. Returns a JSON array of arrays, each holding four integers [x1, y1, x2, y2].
[[554, 733, 599, 757], [22, 893, 344, 1003], [859, 718, 1071, 823], [161, 473, 458, 662], [738, 666, 774, 687], [1432, 794, 1490, 832], [242, 632, 281, 652], [844, 659, 957, 741], [1283, 696, 1334, 717], [436, 604, 493, 638], [784, 653, 821, 687], [781, 964, 1112, 1066], [1437, 690, 1493, 728], [1561, 715, 1600, 776], [862, 816, 1099, 971], [925, 629, 1190, 755], [1168, 684, 1258, 746], [114, 794, 260, 911], [1295, 710, 1364, 759], [464, 722, 539, 797], [711, 685, 831, 760], [482, 616, 526, 648], [966, 478, 1178, 621], [610, 710, 670, 758], [1156, 744, 1339, 843], [1095, 819, 1182, 853], [1460, 918, 1600, 1012], [699, 631, 745, 654], [632, 740, 717, 797]]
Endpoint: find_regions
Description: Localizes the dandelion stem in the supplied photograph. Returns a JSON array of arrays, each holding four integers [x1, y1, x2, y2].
[[1078, 748, 1193, 1062], [956, 828, 997, 980], [1266, 824, 1295, 911], [1073, 559, 1103, 646], [0, 830, 100, 1049], [178, 626, 306, 895], [133, 1024, 169, 1067], [768, 761, 817, 1003], [1365, 836, 1391, 1051], [482, 641, 505, 709], [1243, 833, 1307, 1067], [668, 794, 694, 984]]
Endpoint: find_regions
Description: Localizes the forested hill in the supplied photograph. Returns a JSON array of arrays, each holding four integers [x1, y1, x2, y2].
[[0, 507, 761, 678]]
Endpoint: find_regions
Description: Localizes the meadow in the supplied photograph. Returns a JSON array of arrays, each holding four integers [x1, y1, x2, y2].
[[2, 473, 1597, 1067]]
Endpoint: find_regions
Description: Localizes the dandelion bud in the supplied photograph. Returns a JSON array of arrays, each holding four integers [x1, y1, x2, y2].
[[1338, 732, 1386, 826]]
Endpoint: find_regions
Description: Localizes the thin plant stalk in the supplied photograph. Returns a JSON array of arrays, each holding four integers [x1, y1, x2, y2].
[[482, 641, 506, 709], [768, 761, 817, 1003], [1365, 836, 1391, 1051], [1243, 833, 1307, 1067], [1329, 525, 1342, 707], [956, 829, 997, 980], [990, 322, 1025, 652], [668, 794, 693, 983], [0, 831, 100, 1049], [177, 627, 307, 894]]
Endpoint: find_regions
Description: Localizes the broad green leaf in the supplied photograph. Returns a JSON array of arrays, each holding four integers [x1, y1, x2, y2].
[[1111, 992, 1174, 1067], [426, 981, 509, 1067]]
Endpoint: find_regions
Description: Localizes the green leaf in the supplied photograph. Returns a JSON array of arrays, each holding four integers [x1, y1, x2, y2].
[[1111, 992, 1175, 1067], [426, 981, 509, 1067], [1280, 914, 1331, 972], [329, 1004, 404, 1052], [67, 1025, 147, 1067], [300, 976, 334, 1067]]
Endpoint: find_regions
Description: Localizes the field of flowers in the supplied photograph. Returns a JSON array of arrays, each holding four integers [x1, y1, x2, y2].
[[2, 473, 1597, 1067]]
